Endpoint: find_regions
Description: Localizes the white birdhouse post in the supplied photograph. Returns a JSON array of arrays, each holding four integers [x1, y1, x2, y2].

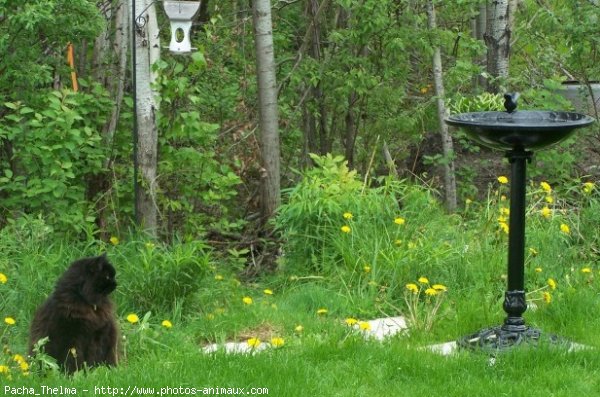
[[163, 1, 201, 54]]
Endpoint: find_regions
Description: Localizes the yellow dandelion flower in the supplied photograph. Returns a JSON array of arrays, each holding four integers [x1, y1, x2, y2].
[[341, 225, 351, 233], [161, 320, 173, 328], [19, 361, 29, 372], [363, 265, 371, 273], [497, 176, 509, 184], [394, 217, 406, 225], [271, 337, 285, 347], [109, 236, 119, 245], [317, 308, 328, 315], [540, 181, 552, 193], [499, 222, 509, 234], [242, 296, 253, 305], [497, 216, 507, 223], [535, 267, 542, 273], [358, 321, 372, 331], [432, 284, 447, 292], [0, 273, 7, 284], [345, 318, 358, 326], [545, 195, 554, 204], [543, 291, 552, 304], [425, 288, 438, 296], [0, 365, 9, 374], [583, 182, 595, 194], [541, 206, 552, 218], [582, 267, 592, 274], [214, 274, 224, 281], [294, 325, 304, 333], [547, 278, 557, 290], [500, 195, 507, 201], [500, 207, 510, 216], [4, 317, 15, 325], [247, 338, 261, 348], [263, 289, 273, 295], [420, 87, 428, 94], [126, 314, 139, 324], [529, 247, 539, 256], [560, 224, 570, 234], [12, 355, 25, 364], [418, 277, 429, 284], [343, 212, 353, 220]]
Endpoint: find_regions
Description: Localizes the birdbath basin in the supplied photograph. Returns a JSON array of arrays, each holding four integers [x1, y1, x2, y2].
[[444, 95, 594, 351], [445, 110, 593, 151]]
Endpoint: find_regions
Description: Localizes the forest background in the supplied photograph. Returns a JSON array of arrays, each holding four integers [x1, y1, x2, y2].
[[1, 0, 599, 266]]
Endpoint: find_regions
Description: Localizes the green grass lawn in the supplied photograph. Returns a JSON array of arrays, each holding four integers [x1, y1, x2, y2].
[[2, 178, 600, 396]]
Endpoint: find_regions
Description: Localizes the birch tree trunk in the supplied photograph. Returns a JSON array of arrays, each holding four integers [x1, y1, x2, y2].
[[252, 0, 281, 222], [484, 0, 515, 93], [426, 0, 457, 212], [132, 0, 160, 235], [105, 1, 129, 147]]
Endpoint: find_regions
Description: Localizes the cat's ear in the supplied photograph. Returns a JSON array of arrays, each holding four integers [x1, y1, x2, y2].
[[90, 254, 107, 273]]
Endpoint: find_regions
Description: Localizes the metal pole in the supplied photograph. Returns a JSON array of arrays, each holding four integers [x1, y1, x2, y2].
[[502, 148, 532, 332], [132, 0, 139, 224]]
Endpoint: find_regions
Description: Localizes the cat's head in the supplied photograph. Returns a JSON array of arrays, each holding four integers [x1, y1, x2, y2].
[[86, 253, 117, 296], [66, 254, 117, 305]]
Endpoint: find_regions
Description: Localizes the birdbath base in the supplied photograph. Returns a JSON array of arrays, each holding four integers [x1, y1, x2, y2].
[[457, 325, 565, 351]]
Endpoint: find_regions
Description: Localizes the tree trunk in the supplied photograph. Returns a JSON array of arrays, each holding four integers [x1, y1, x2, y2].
[[427, 0, 457, 212], [252, 0, 281, 222], [484, 0, 515, 93], [474, 4, 487, 89], [87, 0, 131, 237], [105, 0, 129, 146], [344, 91, 358, 168], [132, 0, 160, 235]]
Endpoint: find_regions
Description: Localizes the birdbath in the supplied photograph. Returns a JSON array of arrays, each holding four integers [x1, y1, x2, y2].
[[445, 94, 595, 350]]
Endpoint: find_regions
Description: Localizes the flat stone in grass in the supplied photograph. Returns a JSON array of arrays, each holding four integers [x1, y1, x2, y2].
[[202, 341, 270, 354], [354, 316, 408, 340], [201, 316, 409, 355]]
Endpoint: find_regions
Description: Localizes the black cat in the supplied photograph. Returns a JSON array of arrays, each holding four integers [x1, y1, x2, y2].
[[29, 254, 118, 373]]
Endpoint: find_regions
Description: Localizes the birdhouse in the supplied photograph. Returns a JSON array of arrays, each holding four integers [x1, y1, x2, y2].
[[163, 1, 201, 54]]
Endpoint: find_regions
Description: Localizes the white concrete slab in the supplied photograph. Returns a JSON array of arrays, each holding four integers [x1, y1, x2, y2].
[[357, 316, 409, 340]]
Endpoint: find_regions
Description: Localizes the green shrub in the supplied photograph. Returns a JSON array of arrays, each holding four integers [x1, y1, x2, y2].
[[276, 154, 465, 304]]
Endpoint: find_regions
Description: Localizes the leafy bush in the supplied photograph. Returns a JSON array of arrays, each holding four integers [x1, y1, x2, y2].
[[154, 57, 244, 238], [0, 88, 113, 234], [276, 154, 463, 293]]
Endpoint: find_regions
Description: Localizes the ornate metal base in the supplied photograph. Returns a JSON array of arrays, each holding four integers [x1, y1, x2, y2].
[[457, 325, 564, 351]]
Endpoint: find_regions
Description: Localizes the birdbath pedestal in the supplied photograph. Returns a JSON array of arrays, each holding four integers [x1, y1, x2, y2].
[[445, 95, 595, 350]]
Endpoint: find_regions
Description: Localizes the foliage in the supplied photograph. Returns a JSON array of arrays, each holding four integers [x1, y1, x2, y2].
[[0, 87, 113, 234], [153, 56, 244, 238], [113, 238, 213, 312], [276, 153, 463, 312], [514, 0, 600, 83], [0, 0, 103, 99], [447, 92, 504, 114]]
